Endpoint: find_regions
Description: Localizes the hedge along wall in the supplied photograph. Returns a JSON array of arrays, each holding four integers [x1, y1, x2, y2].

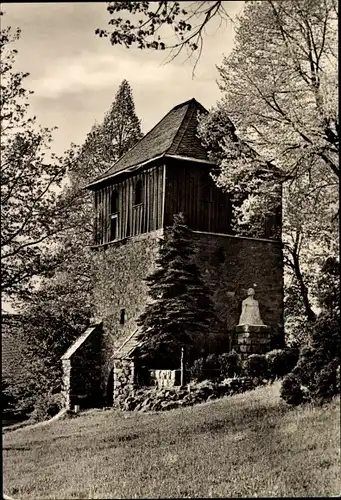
[[91, 229, 163, 400], [191, 232, 284, 351]]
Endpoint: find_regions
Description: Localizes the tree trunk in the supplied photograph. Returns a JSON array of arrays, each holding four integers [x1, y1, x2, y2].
[[292, 253, 316, 322]]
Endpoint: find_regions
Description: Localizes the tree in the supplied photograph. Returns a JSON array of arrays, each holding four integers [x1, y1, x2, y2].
[[2, 282, 88, 419], [197, 105, 282, 240], [96, 1, 232, 74], [281, 256, 340, 405], [137, 213, 217, 367], [68, 79, 143, 187], [197, 0, 339, 326], [217, 0, 338, 180], [54, 78, 143, 320], [4, 79, 143, 418], [0, 21, 77, 304]]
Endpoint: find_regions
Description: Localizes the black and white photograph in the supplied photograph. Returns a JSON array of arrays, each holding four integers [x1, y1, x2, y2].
[[2, 1, 339, 498]]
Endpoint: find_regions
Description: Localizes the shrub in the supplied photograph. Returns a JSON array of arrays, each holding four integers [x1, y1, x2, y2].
[[281, 310, 340, 405], [280, 373, 306, 406], [243, 354, 268, 379], [205, 353, 220, 370], [266, 348, 299, 380], [189, 357, 206, 382], [219, 351, 242, 378], [2, 380, 17, 415], [189, 354, 221, 382], [309, 359, 340, 404], [29, 392, 63, 422]]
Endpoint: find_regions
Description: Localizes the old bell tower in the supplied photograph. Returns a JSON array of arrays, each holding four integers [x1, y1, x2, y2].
[[84, 98, 284, 404]]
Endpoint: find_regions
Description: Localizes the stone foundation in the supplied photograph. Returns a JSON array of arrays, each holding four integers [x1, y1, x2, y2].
[[113, 358, 136, 401], [234, 325, 271, 358], [149, 369, 181, 388]]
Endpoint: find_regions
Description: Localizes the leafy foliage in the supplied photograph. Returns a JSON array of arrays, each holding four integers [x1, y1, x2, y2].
[[137, 213, 217, 366], [281, 257, 340, 405], [197, 105, 282, 239], [197, 0, 339, 328], [189, 351, 242, 382], [243, 354, 268, 379], [219, 351, 242, 378], [2, 280, 89, 420], [265, 348, 299, 380], [217, 0, 338, 180], [97, 2, 231, 74], [68, 79, 142, 187], [2, 379, 17, 415], [1, 22, 77, 301], [280, 373, 306, 406], [3, 76, 142, 419]]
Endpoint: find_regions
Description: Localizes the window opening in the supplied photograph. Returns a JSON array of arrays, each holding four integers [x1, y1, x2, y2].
[[110, 190, 119, 241], [134, 180, 143, 205], [111, 190, 118, 214], [120, 309, 125, 325]]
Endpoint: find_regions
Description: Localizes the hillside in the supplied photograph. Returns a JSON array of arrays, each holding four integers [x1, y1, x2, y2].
[[3, 382, 340, 499]]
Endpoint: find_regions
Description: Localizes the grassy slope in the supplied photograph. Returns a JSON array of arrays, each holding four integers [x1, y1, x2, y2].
[[3, 382, 340, 499]]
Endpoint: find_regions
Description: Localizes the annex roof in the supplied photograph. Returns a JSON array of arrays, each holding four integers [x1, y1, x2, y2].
[[86, 98, 212, 189], [112, 328, 145, 360], [61, 323, 101, 360]]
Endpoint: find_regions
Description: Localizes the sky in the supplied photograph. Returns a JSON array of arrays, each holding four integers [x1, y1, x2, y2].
[[2, 1, 244, 156]]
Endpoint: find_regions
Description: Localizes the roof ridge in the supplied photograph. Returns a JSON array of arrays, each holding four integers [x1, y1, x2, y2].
[[164, 100, 193, 156], [169, 100, 197, 156], [90, 104, 182, 185], [87, 98, 210, 188], [171, 97, 196, 110], [93, 100, 202, 184]]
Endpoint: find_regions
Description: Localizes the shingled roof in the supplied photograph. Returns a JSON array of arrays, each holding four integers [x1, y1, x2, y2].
[[86, 98, 212, 189], [112, 328, 144, 360]]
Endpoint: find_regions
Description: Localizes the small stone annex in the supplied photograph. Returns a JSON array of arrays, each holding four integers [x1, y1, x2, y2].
[[61, 98, 284, 411]]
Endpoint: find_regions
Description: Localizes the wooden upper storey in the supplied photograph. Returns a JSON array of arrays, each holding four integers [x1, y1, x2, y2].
[[91, 158, 233, 246], [87, 98, 281, 247]]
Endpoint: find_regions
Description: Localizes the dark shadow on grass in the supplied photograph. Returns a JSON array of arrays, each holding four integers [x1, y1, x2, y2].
[[3, 445, 31, 451], [182, 399, 291, 436]]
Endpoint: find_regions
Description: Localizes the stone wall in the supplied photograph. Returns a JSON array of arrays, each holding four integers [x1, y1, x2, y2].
[[149, 369, 181, 388], [192, 232, 284, 351], [235, 327, 272, 358], [112, 358, 135, 402], [91, 229, 284, 404], [91, 230, 162, 401]]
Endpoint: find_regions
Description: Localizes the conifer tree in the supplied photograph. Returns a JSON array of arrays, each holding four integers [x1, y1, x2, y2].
[[5, 79, 143, 419], [69, 79, 142, 186], [102, 79, 143, 161], [137, 213, 217, 366]]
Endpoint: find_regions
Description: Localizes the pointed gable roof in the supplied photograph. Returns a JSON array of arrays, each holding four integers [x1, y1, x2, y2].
[[86, 98, 213, 189]]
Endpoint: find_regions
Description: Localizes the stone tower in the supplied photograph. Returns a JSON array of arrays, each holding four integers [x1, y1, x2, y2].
[[63, 98, 284, 408]]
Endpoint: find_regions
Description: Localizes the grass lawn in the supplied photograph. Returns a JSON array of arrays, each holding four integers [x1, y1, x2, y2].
[[3, 382, 340, 499]]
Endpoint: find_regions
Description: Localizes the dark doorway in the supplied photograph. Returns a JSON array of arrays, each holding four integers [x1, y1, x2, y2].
[[106, 369, 114, 406]]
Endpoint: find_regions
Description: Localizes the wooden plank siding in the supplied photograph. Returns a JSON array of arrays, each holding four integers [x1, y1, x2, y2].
[[164, 160, 232, 234], [92, 159, 233, 246], [93, 163, 165, 245]]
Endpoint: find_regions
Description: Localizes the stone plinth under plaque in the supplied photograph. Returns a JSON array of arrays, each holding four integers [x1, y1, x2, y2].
[[234, 288, 271, 357], [235, 324, 271, 357]]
